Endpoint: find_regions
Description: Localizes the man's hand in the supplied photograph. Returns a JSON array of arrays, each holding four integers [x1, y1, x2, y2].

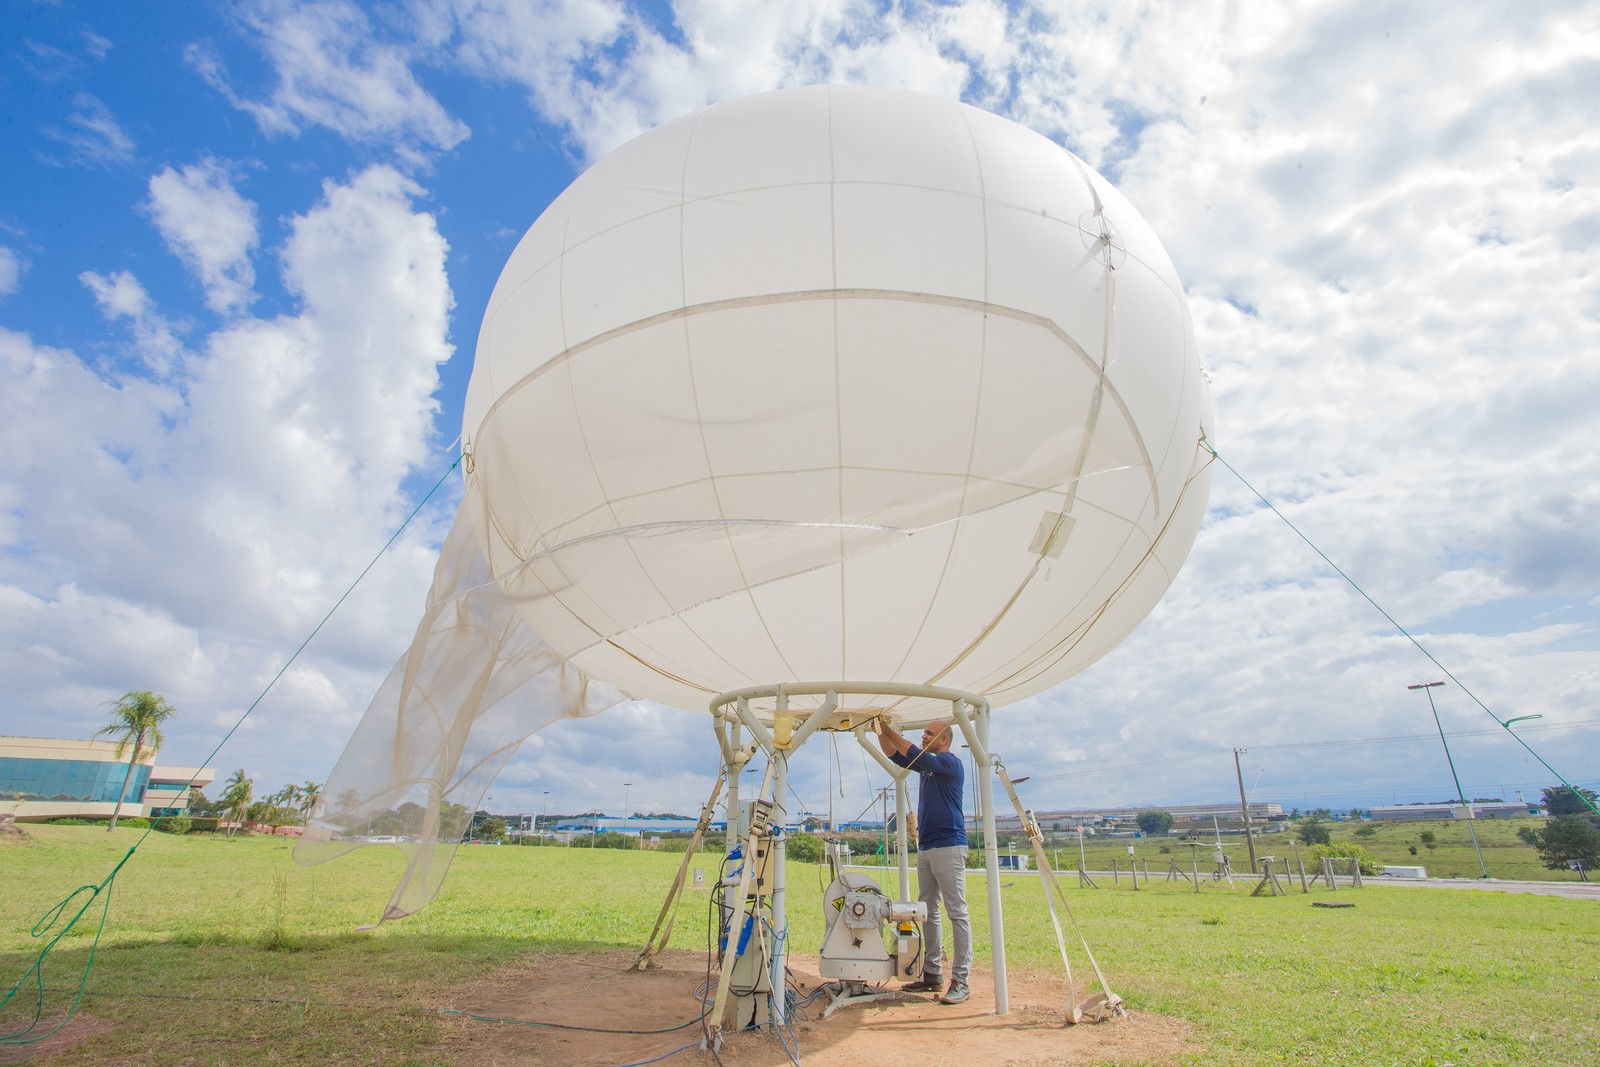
[[875, 715, 910, 757]]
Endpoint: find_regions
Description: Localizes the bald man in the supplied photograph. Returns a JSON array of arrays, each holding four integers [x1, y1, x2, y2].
[[876, 718, 971, 1004]]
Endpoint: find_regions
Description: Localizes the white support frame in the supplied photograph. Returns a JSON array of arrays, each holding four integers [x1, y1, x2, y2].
[[707, 680, 1010, 1036]]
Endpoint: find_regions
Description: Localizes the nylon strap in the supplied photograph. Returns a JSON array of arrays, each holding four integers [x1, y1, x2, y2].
[[634, 767, 727, 970], [995, 760, 1124, 1024]]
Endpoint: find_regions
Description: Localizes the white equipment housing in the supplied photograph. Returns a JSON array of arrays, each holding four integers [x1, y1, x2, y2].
[[819, 872, 926, 983]]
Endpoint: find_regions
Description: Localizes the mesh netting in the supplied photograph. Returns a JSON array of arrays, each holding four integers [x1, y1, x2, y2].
[[293, 493, 623, 923]]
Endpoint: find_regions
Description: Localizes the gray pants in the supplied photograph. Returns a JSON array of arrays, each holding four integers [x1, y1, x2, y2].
[[916, 844, 970, 985]]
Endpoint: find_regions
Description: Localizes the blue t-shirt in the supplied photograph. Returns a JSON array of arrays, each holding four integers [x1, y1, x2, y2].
[[890, 745, 967, 849]]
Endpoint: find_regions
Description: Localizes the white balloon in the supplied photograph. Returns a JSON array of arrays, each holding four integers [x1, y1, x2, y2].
[[462, 85, 1212, 718]]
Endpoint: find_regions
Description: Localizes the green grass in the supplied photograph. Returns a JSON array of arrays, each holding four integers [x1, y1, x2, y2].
[[1054, 815, 1584, 883], [3, 826, 1598, 1065]]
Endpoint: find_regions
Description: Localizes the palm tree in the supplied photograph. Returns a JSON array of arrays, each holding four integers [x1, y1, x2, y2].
[[96, 690, 177, 832], [299, 781, 323, 826], [269, 785, 299, 829], [221, 769, 253, 838]]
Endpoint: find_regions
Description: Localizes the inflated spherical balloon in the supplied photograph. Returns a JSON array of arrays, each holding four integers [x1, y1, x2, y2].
[[462, 85, 1212, 719]]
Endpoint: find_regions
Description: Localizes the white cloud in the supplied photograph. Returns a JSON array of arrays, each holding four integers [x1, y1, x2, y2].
[[428, 0, 1600, 818], [80, 270, 186, 376], [0, 248, 22, 297], [1, 165, 456, 789], [191, 0, 469, 160], [41, 91, 136, 167], [83, 32, 113, 62], [444, 0, 1023, 159], [7, 1, 1599, 819], [145, 159, 260, 315]]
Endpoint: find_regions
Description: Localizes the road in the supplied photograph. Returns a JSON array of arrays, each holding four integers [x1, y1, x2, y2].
[[1371, 875, 1600, 900]]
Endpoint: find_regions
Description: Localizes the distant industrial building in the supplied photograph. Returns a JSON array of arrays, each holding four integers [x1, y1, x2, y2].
[[991, 801, 1286, 834], [1368, 802, 1538, 822], [552, 816, 704, 835], [0, 735, 214, 823], [551, 815, 819, 836]]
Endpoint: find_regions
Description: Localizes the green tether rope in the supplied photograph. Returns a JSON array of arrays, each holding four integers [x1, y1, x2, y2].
[[1203, 438, 1597, 817], [1, 455, 462, 1045]]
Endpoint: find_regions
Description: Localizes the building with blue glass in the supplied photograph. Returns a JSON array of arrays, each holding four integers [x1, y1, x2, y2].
[[0, 735, 215, 823]]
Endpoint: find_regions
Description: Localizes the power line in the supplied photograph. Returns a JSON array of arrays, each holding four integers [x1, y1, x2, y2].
[[1025, 717, 1600, 783]]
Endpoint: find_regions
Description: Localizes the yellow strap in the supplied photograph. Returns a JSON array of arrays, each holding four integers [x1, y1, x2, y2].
[[995, 761, 1124, 1023], [634, 767, 726, 970]]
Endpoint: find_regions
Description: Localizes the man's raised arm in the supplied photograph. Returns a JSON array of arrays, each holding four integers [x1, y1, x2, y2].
[[876, 717, 912, 759]]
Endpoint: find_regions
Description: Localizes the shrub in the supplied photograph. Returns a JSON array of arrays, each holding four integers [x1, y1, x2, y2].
[[154, 814, 192, 835], [1308, 842, 1381, 876], [784, 833, 824, 864], [47, 817, 96, 826], [185, 817, 220, 834], [117, 817, 150, 829], [1295, 815, 1332, 846], [586, 831, 633, 850], [653, 834, 728, 854], [1353, 825, 1378, 838]]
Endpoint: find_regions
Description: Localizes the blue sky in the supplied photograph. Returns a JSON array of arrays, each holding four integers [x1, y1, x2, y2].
[[3, 1, 1598, 832]]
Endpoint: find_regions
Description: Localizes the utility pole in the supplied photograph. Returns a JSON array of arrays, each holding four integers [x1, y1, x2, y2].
[[1234, 748, 1258, 869]]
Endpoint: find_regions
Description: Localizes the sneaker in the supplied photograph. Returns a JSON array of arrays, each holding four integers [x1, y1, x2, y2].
[[901, 975, 944, 993], [939, 982, 970, 1005]]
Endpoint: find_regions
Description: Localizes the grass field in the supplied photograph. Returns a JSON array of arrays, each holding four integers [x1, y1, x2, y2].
[[3, 825, 1598, 1066], [1041, 815, 1582, 883]]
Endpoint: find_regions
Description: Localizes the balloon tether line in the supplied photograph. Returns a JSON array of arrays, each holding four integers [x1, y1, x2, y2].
[[1203, 438, 1596, 816], [1, 453, 464, 1045]]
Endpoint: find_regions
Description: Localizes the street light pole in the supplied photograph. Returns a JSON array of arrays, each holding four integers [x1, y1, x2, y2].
[[1408, 681, 1489, 879]]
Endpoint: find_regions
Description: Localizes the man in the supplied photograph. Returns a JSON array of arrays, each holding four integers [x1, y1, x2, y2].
[[876, 716, 970, 1005]]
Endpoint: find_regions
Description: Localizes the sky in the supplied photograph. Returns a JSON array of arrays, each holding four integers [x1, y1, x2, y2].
[[3, 0, 1598, 830]]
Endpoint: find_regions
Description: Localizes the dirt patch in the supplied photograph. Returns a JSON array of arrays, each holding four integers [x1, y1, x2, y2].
[[0, 1014, 116, 1064], [435, 949, 1197, 1066]]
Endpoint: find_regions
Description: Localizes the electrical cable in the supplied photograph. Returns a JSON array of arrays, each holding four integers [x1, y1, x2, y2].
[[703, 880, 720, 1061], [611, 1041, 704, 1067], [438, 1008, 708, 1034]]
